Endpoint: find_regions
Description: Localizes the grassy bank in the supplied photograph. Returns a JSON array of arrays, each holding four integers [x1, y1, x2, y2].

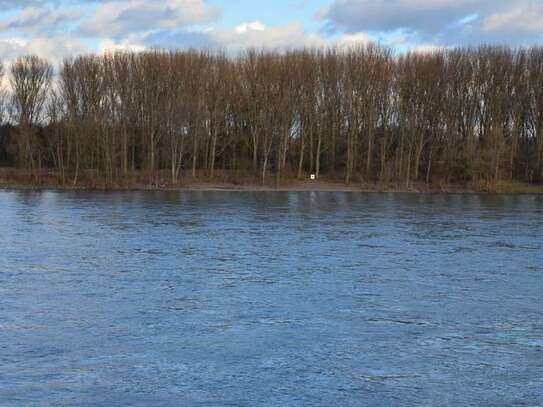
[[1, 168, 542, 193]]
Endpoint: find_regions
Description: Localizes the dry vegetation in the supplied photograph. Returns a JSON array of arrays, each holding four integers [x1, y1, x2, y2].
[[0, 45, 543, 192]]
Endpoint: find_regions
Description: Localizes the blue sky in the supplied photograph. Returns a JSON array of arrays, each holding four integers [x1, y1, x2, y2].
[[0, 0, 541, 64]]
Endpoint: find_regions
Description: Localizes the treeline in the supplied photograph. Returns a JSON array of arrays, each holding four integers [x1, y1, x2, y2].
[[0, 45, 543, 187]]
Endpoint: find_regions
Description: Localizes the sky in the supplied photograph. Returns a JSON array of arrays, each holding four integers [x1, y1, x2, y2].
[[0, 0, 542, 64]]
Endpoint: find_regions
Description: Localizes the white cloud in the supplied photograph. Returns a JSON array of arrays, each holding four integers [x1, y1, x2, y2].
[[98, 38, 145, 54], [235, 21, 265, 34], [0, 35, 87, 66], [319, 0, 543, 46], [79, 0, 222, 39], [0, 6, 82, 34], [0, 0, 50, 9], [482, 3, 543, 35], [320, 0, 491, 33], [411, 44, 448, 54], [105, 20, 377, 55], [336, 32, 373, 45], [208, 21, 326, 50]]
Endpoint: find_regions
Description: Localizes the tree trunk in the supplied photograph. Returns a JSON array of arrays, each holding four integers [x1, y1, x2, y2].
[[297, 130, 305, 179], [315, 134, 322, 179]]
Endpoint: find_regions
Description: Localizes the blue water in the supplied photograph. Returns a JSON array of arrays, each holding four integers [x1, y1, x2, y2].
[[1, 191, 542, 406]]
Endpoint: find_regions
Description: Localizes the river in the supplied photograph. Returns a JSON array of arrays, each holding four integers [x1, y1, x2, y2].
[[1, 191, 542, 406]]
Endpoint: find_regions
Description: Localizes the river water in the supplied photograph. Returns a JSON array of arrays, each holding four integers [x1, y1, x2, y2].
[[0, 191, 542, 406]]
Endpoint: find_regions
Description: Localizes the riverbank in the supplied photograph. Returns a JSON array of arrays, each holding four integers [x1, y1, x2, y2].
[[1, 170, 542, 193]]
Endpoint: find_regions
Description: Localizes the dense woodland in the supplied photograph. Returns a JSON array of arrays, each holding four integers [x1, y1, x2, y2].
[[1, 45, 543, 188]]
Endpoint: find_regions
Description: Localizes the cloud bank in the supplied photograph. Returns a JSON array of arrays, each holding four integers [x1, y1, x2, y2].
[[0, 0, 541, 64], [319, 0, 543, 47]]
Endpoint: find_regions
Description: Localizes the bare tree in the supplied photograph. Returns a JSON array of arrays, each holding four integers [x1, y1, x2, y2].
[[10, 55, 53, 179]]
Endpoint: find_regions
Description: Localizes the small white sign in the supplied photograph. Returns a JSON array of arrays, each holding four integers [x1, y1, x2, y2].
[[310, 174, 316, 180]]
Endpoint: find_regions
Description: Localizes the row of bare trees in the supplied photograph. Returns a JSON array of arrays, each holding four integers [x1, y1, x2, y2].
[[1, 45, 543, 186]]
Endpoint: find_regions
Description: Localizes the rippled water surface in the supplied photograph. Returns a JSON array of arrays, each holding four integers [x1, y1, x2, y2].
[[1, 191, 542, 406]]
